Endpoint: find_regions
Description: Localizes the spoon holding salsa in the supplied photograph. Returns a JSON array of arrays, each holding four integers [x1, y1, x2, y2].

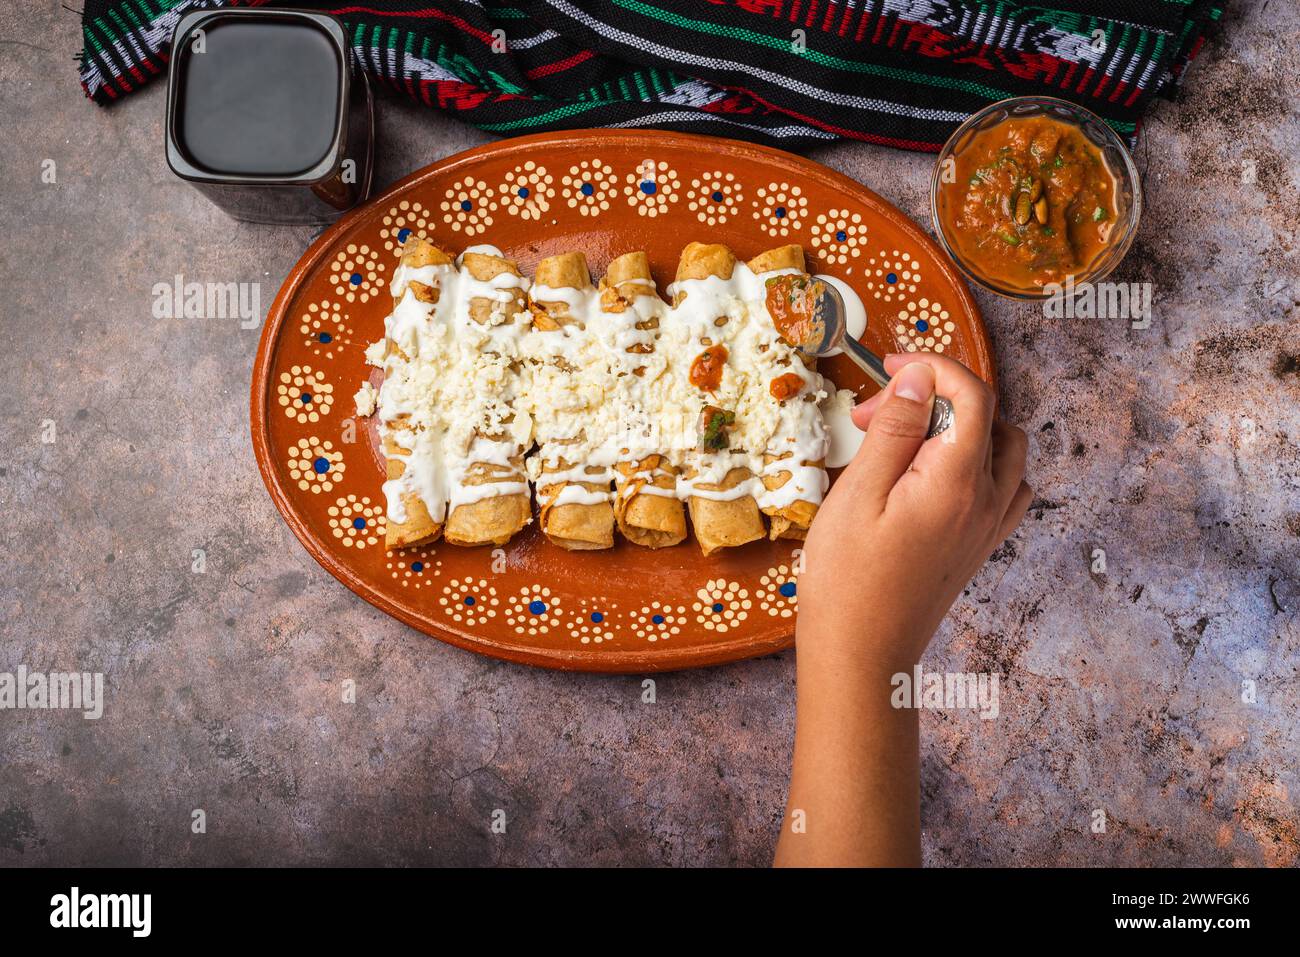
[[763, 275, 954, 440]]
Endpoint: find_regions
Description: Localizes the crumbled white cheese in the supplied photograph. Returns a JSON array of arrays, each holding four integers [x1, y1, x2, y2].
[[373, 249, 843, 521], [353, 381, 378, 418]]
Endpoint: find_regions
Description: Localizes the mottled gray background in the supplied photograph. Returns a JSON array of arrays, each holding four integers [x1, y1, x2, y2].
[[1, 1, 1296, 866]]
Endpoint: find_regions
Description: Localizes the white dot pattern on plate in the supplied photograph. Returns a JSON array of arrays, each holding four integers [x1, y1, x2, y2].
[[440, 577, 499, 625], [752, 182, 807, 237], [757, 564, 799, 617], [629, 603, 688, 642], [327, 494, 384, 549], [506, 584, 562, 636], [569, 598, 617, 645], [386, 548, 440, 589], [692, 579, 752, 633], [276, 364, 333, 423], [499, 161, 554, 221], [865, 250, 921, 303], [380, 201, 433, 253], [687, 171, 743, 226], [810, 208, 867, 265], [329, 244, 384, 303], [440, 177, 497, 235], [299, 299, 352, 358], [286, 436, 344, 494], [895, 298, 955, 353], [623, 158, 681, 217], [563, 159, 617, 217]]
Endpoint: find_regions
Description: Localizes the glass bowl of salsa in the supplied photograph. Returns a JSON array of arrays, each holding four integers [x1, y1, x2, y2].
[[931, 96, 1141, 299]]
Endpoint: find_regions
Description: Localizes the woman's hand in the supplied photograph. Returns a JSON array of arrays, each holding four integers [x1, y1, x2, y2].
[[798, 353, 1031, 676], [775, 353, 1030, 867]]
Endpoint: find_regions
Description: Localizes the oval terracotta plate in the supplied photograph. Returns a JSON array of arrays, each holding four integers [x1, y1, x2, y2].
[[252, 130, 993, 672]]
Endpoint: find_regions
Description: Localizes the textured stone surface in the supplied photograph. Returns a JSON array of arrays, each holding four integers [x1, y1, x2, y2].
[[0, 1, 1296, 866]]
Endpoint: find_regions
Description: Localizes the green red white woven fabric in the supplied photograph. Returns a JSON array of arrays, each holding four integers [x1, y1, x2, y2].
[[79, 0, 1222, 151]]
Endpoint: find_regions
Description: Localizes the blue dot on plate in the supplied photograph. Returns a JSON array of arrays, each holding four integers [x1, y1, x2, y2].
[[652, 614, 665, 625], [712, 602, 724, 613], [591, 612, 604, 623], [886, 272, 898, 284], [318, 331, 332, 344], [460, 199, 473, 212], [397, 228, 412, 243], [835, 230, 847, 242], [639, 180, 657, 195], [916, 319, 929, 333], [312, 457, 330, 474], [352, 517, 366, 530], [411, 561, 424, 573], [778, 582, 797, 598], [464, 595, 475, 606], [774, 206, 787, 219], [529, 600, 547, 615], [299, 392, 312, 404], [517, 186, 530, 198], [580, 182, 594, 196], [349, 272, 362, 286], [711, 190, 724, 202]]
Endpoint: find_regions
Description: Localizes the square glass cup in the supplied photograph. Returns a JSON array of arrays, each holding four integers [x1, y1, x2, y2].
[[165, 8, 374, 225]]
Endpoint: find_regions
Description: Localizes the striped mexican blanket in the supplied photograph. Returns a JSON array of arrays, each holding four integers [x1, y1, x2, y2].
[[78, 0, 1222, 151]]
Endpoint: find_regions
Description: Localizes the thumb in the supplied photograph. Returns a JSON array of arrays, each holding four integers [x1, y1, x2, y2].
[[851, 361, 936, 501]]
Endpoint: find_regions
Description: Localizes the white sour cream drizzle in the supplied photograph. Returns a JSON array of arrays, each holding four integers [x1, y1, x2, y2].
[[822, 387, 868, 468], [367, 250, 860, 526], [376, 246, 533, 524]]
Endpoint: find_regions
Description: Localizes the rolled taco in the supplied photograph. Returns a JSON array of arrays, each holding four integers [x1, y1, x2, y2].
[[443, 249, 533, 546], [381, 237, 454, 548], [672, 242, 766, 555], [748, 245, 829, 541], [599, 252, 686, 549], [528, 252, 615, 550]]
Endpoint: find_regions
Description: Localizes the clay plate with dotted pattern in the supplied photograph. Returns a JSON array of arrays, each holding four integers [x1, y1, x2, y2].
[[251, 130, 995, 672]]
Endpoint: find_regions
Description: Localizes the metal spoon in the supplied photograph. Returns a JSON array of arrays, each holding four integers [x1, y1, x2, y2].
[[806, 280, 954, 439]]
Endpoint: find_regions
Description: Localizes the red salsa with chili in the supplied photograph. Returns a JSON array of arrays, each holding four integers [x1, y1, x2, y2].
[[689, 344, 728, 393], [769, 372, 805, 401], [938, 116, 1118, 291], [764, 275, 823, 349]]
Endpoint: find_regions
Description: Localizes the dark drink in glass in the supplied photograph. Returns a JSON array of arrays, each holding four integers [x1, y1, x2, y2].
[[165, 9, 374, 225]]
